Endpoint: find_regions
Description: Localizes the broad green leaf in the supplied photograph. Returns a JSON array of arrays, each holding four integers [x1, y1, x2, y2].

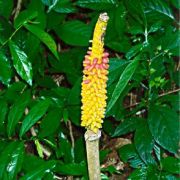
[[20, 161, 56, 180], [114, 3, 126, 36], [55, 162, 87, 176], [171, 0, 180, 8], [112, 117, 142, 137], [27, 0, 47, 29], [129, 165, 159, 180], [67, 78, 81, 125], [134, 120, 154, 164], [0, 99, 8, 129], [118, 144, 145, 168], [9, 40, 33, 85], [108, 58, 128, 86], [68, 106, 81, 126], [124, 0, 146, 25], [143, 0, 174, 20], [161, 157, 180, 174], [0, 142, 24, 179], [54, 20, 92, 46], [148, 105, 179, 153], [24, 24, 59, 59], [160, 29, 179, 56], [0, 0, 13, 19], [49, 48, 85, 84], [57, 133, 74, 163], [7, 91, 31, 137], [0, 142, 17, 178], [14, 10, 38, 29], [41, 0, 76, 13], [106, 39, 131, 53], [107, 58, 139, 112], [128, 168, 147, 180], [0, 51, 12, 85], [0, 17, 13, 44], [39, 108, 62, 137], [4, 142, 24, 179], [76, 0, 117, 10], [126, 44, 143, 60], [74, 137, 86, 163], [4, 82, 26, 103], [20, 99, 50, 137], [68, 78, 81, 105]]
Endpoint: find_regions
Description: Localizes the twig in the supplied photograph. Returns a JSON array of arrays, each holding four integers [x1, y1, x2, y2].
[[67, 120, 75, 149], [0, 24, 23, 49], [159, 88, 180, 97], [125, 88, 180, 109], [13, 0, 22, 19]]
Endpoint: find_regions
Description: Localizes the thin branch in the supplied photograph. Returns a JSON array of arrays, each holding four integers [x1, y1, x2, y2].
[[14, 0, 22, 19], [0, 24, 23, 49], [67, 120, 75, 149], [125, 88, 180, 109], [159, 88, 180, 97]]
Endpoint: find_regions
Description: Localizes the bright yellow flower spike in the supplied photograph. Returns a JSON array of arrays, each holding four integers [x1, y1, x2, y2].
[[81, 13, 109, 133]]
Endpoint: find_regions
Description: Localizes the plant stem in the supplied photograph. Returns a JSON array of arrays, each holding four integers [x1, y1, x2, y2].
[[85, 129, 101, 180], [0, 24, 23, 49]]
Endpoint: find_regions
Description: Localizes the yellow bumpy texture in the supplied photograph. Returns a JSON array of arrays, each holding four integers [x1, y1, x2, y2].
[[81, 13, 109, 133]]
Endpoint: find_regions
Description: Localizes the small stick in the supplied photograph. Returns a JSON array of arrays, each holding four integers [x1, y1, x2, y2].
[[85, 130, 101, 180]]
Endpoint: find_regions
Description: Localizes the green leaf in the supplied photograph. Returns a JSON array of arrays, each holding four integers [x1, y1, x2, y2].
[[0, 0, 13, 19], [14, 10, 38, 29], [108, 58, 128, 86], [148, 105, 179, 154], [74, 137, 86, 163], [20, 161, 56, 180], [0, 99, 8, 129], [55, 162, 87, 176], [114, 3, 126, 36], [107, 58, 139, 112], [128, 168, 147, 180], [161, 157, 180, 174], [34, 140, 44, 158], [0, 17, 13, 44], [20, 99, 50, 137], [126, 44, 143, 60], [9, 40, 33, 85], [4, 142, 24, 179], [171, 0, 180, 8], [54, 20, 92, 46], [67, 78, 81, 125], [118, 144, 145, 168], [39, 108, 62, 137], [134, 120, 154, 164], [0, 51, 12, 85], [112, 117, 142, 137], [41, 0, 77, 13], [24, 24, 59, 59], [4, 82, 26, 103], [76, 0, 117, 10], [128, 164, 160, 180], [7, 91, 31, 137], [57, 133, 74, 163], [0, 142, 24, 179], [143, 0, 174, 20]]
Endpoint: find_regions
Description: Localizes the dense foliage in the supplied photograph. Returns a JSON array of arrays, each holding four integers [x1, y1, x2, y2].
[[0, 0, 179, 179]]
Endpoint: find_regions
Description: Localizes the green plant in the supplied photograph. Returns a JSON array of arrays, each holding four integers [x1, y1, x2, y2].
[[0, 0, 179, 179]]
